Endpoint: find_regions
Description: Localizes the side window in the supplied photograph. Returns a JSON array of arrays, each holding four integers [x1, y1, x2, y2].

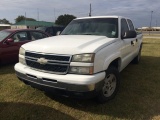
[[30, 31, 48, 40], [121, 19, 129, 37], [46, 27, 54, 36], [127, 19, 134, 30], [52, 27, 57, 36], [12, 32, 28, 42]]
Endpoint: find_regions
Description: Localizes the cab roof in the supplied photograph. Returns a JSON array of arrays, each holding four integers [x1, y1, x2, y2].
[[75, 16, 130, 20]]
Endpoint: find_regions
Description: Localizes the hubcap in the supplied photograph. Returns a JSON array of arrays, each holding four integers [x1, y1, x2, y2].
[[102, 74, 116, 97]]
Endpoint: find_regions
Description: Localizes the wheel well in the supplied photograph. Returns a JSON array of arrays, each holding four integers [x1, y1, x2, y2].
[[108, 58, 121, 71]]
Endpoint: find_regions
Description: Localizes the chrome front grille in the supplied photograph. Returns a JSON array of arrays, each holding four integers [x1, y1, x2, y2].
[[25, 51, 71, 74], [25, 52, 70, 62]]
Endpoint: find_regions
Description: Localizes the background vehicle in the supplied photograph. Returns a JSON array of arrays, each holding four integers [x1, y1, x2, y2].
[[36, 26, 65, 36], [0, 29, 49, 64], [15, 16, 143, 103]]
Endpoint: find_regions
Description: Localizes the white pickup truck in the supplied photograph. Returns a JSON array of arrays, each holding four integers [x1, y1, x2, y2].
[[15, 16, 143, 103]]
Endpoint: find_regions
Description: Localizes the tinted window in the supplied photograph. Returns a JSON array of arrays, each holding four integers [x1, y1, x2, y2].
[[121, 19, 129, 37], [127, 19, 134, 30], [61, 18, 118, 38], [12, 32, 28, 42], [30, 31, 47, 40], [47, 27, 64, 36], [46, 27, 54, 36], [36, 27, 47, 31], [57, 27, 64, 31], [0, 31, 11, 42]]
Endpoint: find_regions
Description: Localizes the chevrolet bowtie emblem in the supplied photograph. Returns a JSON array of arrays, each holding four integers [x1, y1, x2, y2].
[[37, 58, 48, 65]]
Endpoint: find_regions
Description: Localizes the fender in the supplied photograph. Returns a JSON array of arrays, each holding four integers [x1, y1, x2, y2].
[[103, 51, 121, 71]]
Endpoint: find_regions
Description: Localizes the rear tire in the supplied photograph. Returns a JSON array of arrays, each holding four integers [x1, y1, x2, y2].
[[96, 66, 120, 103]]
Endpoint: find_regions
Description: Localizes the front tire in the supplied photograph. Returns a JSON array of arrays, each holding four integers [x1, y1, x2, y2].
[[96, 66, 120, 103]]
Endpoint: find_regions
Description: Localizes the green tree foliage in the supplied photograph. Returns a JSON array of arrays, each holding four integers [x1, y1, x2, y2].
[[15, 15, 36, 23], [55, 14, 76, 26], [15, 15, 25, 23], [0, 18, 10, 24]]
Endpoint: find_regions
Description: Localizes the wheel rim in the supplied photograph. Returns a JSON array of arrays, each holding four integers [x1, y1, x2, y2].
[[102, 74, 117, 97]]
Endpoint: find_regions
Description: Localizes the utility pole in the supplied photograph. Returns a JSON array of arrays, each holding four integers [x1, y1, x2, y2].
[[150, 11, 153, 28], [149, 11, 153, 35], [54, 8, 56, 22], [89, 3, 91, 17], [25, 12, 26, 27], [37, 8, 39, 21]]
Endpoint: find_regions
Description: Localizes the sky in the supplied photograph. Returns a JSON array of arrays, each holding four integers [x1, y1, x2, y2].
[[0, 0, 160, 28]]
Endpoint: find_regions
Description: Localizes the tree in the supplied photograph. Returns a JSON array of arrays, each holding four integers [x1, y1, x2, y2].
[[15, 15, 36, 23], [15, 15, 25, 23], [0, 18, 10, 24], [55, 14, 76, 26]]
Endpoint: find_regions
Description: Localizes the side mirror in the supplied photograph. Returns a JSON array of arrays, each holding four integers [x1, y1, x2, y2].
[[5, 38, 14, 44], [122, 30, 137, 39]]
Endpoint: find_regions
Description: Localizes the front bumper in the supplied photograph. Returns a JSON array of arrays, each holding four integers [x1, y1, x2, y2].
[[15, 63, 105, 98]]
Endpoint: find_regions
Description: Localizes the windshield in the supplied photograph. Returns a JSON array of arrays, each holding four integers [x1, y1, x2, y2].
[[61, 18, 118, 38], [0, 30, 11, 42], [36, 27, 47, 31]]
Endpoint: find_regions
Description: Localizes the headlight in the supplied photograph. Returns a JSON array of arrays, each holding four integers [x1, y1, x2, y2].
[[72, 53, 94, 62], [19, 47, 26, 65], [19, 47, 25, 55], [19, 56, 26, 65], [69, 66, 94, 75]]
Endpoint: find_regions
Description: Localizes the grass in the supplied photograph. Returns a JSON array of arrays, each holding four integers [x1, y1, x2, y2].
[[0, 38, 160, 120], [143, 34, 160, 35], [142, 32, 160, 37]]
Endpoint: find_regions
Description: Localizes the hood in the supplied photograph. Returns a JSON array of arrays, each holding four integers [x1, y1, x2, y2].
[[22, 35, 116, 55]]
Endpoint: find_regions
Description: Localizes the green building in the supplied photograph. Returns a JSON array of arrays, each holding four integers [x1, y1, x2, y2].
[[12, 20, 55, 29]]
